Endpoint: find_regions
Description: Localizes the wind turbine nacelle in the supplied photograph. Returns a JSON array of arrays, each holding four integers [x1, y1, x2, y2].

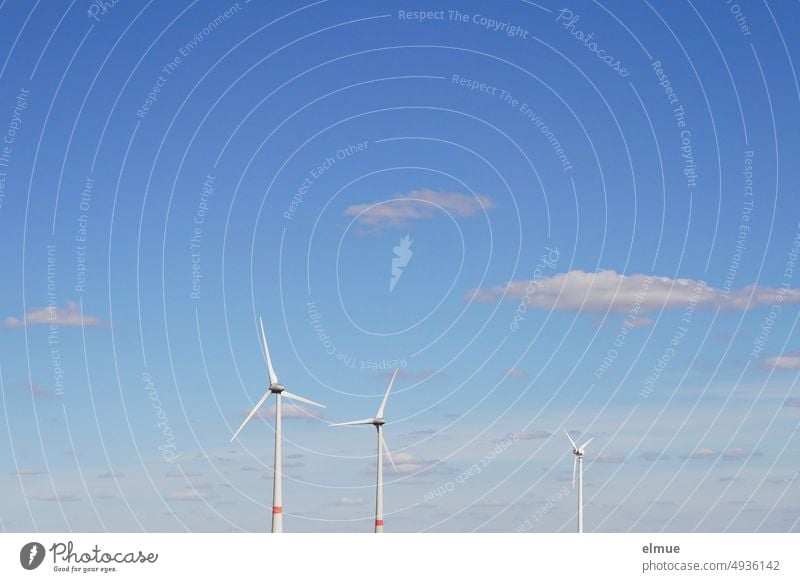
[[374, 418, 385, 426], [270, 384, 286, 393]]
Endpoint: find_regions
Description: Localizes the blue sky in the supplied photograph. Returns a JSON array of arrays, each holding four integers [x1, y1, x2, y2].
[[0, 0, 798, 532]]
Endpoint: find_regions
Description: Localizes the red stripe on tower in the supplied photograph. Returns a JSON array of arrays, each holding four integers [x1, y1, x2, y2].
[[273, 506, 283, 514], [375, 519, 384, 526]]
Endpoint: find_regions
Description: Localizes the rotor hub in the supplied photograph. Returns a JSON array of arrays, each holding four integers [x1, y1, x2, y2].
[[270, 384, 285, 393]]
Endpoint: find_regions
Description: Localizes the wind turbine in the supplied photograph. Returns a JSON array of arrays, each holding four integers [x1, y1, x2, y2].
[[565, 430, 593, 533], [231, 317, 325, 533], [330, 368, 399, 533]]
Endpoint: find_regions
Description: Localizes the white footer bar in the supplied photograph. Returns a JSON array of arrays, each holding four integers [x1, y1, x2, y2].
[[1, 533, 796, 581]]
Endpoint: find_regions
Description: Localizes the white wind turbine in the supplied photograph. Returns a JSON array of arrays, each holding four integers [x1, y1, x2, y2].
[[565, 430, 593, 533], [330, 368, 399, 533], [231, 317, 325, 533]]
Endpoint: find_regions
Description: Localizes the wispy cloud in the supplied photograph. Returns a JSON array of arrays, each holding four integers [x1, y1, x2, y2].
[[722, 448, 761, 460], [505, 368, 529, 378], [335, 496, 366, 506], [467, 270, 800, 312], [255, 402, 323, 421], [367, 451, 445, 475], [4, 300, 108, 328], [763, 352, 800, 370], [766, 475, 798, 485], [19, 380, 59, 399], [517, 430, 551, 440], [345, 188, 494, 229], [685, 448, 718, 460]]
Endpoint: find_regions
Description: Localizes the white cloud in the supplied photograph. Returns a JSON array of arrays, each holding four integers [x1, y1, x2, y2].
[[255, 402, 323, 421], [336, 496, 366, 506], [5, 300, 108, 327], [345, 188, 494, 228], [372, 451, 442, 475], [722, 448, 760, 460], [387, 451, 429, 474], [467, 269, 800, 312], [505, 368, 529, 378], [20, 381, 58, 399], [763, 352, 800, 369], [518, 430, 550, 440], [686, 448, 718, 460]]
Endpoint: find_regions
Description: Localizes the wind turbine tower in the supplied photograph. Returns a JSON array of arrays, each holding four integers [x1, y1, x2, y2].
[[565, 430, 593, 533], [231, 317, 325, 533], [330, 368, 399, 532]]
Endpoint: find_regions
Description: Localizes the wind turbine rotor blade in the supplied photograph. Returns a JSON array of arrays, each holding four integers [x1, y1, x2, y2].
[[579, 437, 594, 450], [572, 455, 577, 488], [282, 391, 326, 408], [376, 368, 399, 418], [381, 432, 397, 472], [258, 317, 279, 386], [564, 430, 578, 450], [231, 390, 272, 442], [329, 418, 375, 427]]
